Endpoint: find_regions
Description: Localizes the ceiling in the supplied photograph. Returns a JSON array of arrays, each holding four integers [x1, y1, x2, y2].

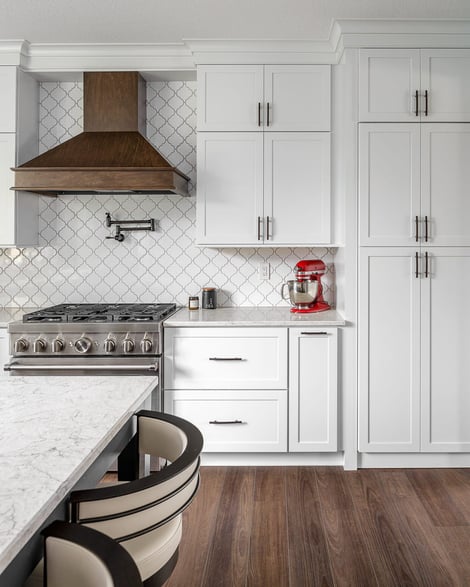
[[1, 0, 470, 44]]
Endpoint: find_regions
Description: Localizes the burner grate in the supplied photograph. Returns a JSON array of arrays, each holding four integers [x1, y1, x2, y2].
[[23, 303, 177, 323]]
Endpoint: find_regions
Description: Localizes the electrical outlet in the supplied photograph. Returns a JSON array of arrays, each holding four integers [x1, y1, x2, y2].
[[259, 262, 270, 280]]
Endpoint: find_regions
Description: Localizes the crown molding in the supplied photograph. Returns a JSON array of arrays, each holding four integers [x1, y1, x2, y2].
[[1, 19, 470, 74]]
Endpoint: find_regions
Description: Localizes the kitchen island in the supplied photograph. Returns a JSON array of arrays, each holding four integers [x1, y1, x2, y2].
[[0, 375, 157, 586]]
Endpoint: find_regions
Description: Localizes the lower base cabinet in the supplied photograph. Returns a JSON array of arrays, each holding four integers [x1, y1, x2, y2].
[[289, 328, 338, 452], [164, 390, 287, 452], [164, 326, 338, 453]]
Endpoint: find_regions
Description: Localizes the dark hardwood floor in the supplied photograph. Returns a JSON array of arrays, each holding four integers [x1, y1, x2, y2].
[[163, 467, 470, 587]]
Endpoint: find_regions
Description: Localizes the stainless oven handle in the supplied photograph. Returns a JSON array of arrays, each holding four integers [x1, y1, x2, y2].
[[4, 362, 159, 371]]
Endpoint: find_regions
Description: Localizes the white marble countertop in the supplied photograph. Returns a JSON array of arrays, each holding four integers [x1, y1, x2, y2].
[[0, 375, 157, 574], [164, 306, 346, 327], [0, 308, 37, 328]]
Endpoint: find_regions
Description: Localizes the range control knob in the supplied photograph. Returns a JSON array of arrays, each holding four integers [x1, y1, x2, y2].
[[104, 338, 116, 353], [14, 338, 29, 353], [74, 337, 93, 354], [52, 338, 65, 353], [140, 338, 153, 353], [33, 338, 47, 353], [122, 338, 135, 354]]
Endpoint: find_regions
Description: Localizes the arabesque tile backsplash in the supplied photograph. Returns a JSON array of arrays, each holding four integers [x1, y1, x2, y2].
[[0, 81, 335, 309]]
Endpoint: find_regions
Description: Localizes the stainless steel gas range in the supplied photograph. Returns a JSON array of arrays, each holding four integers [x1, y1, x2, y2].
[[5, 303, 178, 407]]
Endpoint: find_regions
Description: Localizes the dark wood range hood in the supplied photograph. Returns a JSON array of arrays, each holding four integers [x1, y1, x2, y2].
[[12, 72, 190, 196]]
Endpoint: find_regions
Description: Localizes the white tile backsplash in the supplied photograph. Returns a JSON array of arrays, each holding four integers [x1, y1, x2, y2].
[[0, 81, 336, 309]]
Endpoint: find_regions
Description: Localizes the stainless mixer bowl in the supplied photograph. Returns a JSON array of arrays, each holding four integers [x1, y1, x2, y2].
[[281, 279, 319, 308]]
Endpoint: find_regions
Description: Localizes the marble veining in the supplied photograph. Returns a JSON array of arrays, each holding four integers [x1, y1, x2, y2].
[[164, 306, 346, 327], [0, 375, 157, 573]]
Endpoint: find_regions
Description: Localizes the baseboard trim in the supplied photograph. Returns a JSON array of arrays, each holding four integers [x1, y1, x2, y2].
[[359, 453, 470, 468], [200, 452, 344, 466]]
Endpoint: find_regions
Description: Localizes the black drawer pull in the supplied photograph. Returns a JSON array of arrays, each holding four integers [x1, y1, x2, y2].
[[209, 420, 244, 425], [300, 331, 328, 335], [209, 357, 244, 361]]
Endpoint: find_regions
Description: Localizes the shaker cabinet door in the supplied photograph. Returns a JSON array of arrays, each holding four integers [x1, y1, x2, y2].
[[197, 65, 263, 131], [264, 132, 330, 245], [421, 49, 470, 122], [0, 67, 17, 132], [358, 248, 421, 452], [359, 49, 420, 122], [421, 124, 470, 246], [420, 249, 470, 452], [289, 328, 337, 452], [196, 132, 263, 245], [264, 65, 330, 131], [359, 123, 420, 246]]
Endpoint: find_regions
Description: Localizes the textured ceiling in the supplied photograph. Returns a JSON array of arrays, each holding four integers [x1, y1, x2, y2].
[[1, 0, 470, 44]]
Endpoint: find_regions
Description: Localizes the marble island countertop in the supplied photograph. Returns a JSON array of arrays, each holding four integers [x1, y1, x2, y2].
[[0, 375, 157, 574], [164, 306, 346, 327]]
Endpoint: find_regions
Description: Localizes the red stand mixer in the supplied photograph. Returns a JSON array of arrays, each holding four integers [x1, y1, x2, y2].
[[281, 259, 330, 313]]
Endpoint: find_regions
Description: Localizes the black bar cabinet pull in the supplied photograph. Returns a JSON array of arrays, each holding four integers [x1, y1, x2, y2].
[[425, 251, 429, 278], [424, 90, 429, 116], [415, 90, 419, 116], [209, 420, 244, 425], [257, 216, 262, 241], [266, 216, 271, 240], [415, 215, 419, 242], [300, 332, 328, 335], [267, 102, 270, 127], [415, 252, 419, 278], [424, 215, 429, 242], [258, 102, 261, 127], [209, 357, 243, 361]]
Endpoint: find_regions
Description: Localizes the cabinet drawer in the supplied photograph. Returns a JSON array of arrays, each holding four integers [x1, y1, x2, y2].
[[164, 328, 287, 389], [164, 390, 287, 452]]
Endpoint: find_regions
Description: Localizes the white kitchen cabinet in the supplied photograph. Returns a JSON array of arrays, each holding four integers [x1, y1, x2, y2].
[[288, 328, 337, 452], [0, 328, 10, 368], [359, 49, 470, 122], [197, 64, 330, 131], [359, 123, 420, 246], [197, 132, 330, 246], [164, 327, 288, 390], [358, 248, 421, 452], [164, 390, 287, 452], [0, 67, 39, 247], [164, 327, 288, 453], [420, 248, 470, 452], [359, 247, 470, 453], [359, 123, 470, 247], [0, 67, 18, 132]]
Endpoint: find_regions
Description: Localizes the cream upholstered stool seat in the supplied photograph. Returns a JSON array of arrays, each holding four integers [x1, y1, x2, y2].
[[69, 410, 203, 586], [25, 521, 143, 587], [25, 410, 203, 587]]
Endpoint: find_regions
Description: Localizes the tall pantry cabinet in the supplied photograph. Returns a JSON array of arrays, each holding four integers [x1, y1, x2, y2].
[[358, 49, 470, 453]]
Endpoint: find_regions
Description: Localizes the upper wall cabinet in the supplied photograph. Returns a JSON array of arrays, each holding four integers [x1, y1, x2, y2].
[[359, 49, 470, 122], [197, 65, 331, 131], [0, 67, 39, 247], [0, 67, 18, 132]]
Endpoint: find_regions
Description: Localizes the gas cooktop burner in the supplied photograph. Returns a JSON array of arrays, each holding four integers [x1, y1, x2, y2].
[[22, 303, 177, 323]]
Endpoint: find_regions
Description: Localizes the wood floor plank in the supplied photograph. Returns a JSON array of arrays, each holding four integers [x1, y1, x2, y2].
[[373, 470, 457, 586], [406, 469, 468, 527], [165, 467, 227, 587], [315, 468, 378, 587], [201, 467, 256, 587], [285, 467, 335, 587], [247, 467, 289, 587], [347, 470, 429, 586], [433, 526, 470, 586]]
